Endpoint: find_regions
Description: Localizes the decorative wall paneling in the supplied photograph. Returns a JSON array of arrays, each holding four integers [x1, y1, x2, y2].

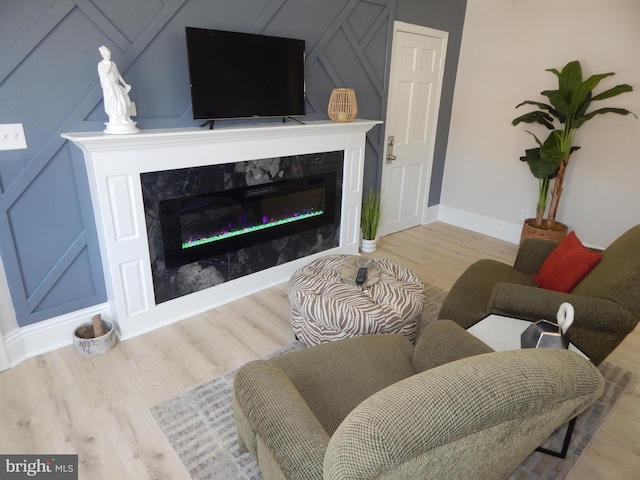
[[0, 0, 393, 334]]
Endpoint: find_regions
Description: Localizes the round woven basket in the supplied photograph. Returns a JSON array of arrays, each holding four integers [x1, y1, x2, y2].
[[520, 219, 568, 244], [328, 88, 357, 122]]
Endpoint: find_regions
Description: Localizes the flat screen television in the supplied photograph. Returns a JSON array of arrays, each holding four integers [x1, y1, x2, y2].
[[185, 27, 306, 122]]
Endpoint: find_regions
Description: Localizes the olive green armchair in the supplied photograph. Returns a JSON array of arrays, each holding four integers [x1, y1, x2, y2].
[[438, 224, 640, 365], [232, 320, 603, 480]]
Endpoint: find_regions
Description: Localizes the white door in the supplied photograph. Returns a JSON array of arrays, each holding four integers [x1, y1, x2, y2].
[[379, 22, 447, 237]]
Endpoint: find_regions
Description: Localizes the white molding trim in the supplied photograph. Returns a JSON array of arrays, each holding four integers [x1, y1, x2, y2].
[[436, 206, 601, 249], [437, 205, 521, 244], [422, 204, 440, 224], [0, 255, 17, 371], [4, 302, 110, 367], [2, 250, 336, 367], [0, 331, 9, 372]]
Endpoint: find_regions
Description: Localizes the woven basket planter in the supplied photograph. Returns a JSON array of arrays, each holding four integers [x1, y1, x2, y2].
[[520, 218, 568, 245]]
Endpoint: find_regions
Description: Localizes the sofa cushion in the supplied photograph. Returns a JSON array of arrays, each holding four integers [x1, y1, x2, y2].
[[532, 231, 601, 293], [272, 334, 415, 435]]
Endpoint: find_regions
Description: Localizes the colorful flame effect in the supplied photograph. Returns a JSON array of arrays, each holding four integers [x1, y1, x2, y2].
[[182, 209, 324, 249]]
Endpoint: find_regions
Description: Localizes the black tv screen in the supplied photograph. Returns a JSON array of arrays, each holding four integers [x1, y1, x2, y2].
[[185, 27, 306, 121]]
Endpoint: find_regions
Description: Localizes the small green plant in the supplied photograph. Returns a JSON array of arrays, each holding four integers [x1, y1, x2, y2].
[[361, 188, 382, 240]]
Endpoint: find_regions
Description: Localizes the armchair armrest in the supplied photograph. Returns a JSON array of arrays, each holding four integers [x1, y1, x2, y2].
[[413, 320, 494, 372], [324, 349, 603, 480], [233, 360, 330, 480], [513, 238, 558, 274], [488, 282, 638, 334]]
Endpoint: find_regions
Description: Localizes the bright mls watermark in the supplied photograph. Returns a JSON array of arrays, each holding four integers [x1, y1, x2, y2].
[[1, 455, 78, 479]]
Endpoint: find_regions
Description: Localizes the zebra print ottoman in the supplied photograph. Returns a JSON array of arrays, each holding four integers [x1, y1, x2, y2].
[[288, 254, 425, 346]]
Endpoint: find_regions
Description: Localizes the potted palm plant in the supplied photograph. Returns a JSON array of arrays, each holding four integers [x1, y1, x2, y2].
[[513, 60, 635, 241], [360, 188, 382, 253]]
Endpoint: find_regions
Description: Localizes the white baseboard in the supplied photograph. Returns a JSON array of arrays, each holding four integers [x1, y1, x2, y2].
[[2, 247, 351, 367], [423, 204, 440, 224], [436, 205, 521, 244], [3, 206, 522, 368], [4, 302, 111, 367]]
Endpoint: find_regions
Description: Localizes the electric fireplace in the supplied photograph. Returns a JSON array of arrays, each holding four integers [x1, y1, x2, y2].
[[141, 150, 344, 304], [63, 120, 378, 341], [159, 172, 336, 268]]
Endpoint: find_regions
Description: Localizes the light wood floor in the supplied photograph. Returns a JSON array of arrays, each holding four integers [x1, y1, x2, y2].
[[0, 222, 637, 479]]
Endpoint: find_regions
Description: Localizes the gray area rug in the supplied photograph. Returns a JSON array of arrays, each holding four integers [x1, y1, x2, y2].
[[151, 284, 635, 479]]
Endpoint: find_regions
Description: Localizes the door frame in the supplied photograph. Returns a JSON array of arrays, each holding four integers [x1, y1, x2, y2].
[[380, 21, 448, 235]]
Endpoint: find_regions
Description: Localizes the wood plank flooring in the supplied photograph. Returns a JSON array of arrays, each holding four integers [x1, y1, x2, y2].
[[0, 222, 637, 479]]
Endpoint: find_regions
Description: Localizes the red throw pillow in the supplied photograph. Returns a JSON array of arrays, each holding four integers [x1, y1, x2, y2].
[[532, 231, 602, 292]]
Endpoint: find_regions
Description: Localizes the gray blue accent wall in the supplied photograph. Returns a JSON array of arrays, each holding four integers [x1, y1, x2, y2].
[[0, 0, 466, 328]]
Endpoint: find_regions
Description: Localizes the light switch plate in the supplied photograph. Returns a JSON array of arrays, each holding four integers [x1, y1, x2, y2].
[[0, 123, 27, 150]]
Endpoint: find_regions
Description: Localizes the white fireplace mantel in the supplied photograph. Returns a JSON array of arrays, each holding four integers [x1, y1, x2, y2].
[[63, 120, 380, 340]]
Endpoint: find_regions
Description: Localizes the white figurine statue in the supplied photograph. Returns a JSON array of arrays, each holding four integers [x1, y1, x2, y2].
[[97, 45, 139, 134]]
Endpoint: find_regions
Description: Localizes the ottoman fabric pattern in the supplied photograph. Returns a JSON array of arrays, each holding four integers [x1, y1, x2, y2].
[[288, 255, 426, 345]]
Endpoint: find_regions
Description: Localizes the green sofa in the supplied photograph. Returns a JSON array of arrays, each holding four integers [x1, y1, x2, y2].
[[232, 320, 603, 480], [438, 224, 640, 365]]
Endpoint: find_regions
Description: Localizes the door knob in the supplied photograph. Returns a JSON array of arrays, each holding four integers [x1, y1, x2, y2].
[[386, 135, 396, 162]]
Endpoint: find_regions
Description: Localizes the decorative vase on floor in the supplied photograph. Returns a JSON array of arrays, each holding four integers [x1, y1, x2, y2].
[[73, 319, 117, 357], [361, 238, 378, 254]]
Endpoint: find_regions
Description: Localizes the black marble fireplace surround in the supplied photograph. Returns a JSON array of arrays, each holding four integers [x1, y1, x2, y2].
[[141, 151, 343, 304]]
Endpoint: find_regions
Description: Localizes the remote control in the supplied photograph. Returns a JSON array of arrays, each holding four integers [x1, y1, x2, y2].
[[356, 267, 367, 286]]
